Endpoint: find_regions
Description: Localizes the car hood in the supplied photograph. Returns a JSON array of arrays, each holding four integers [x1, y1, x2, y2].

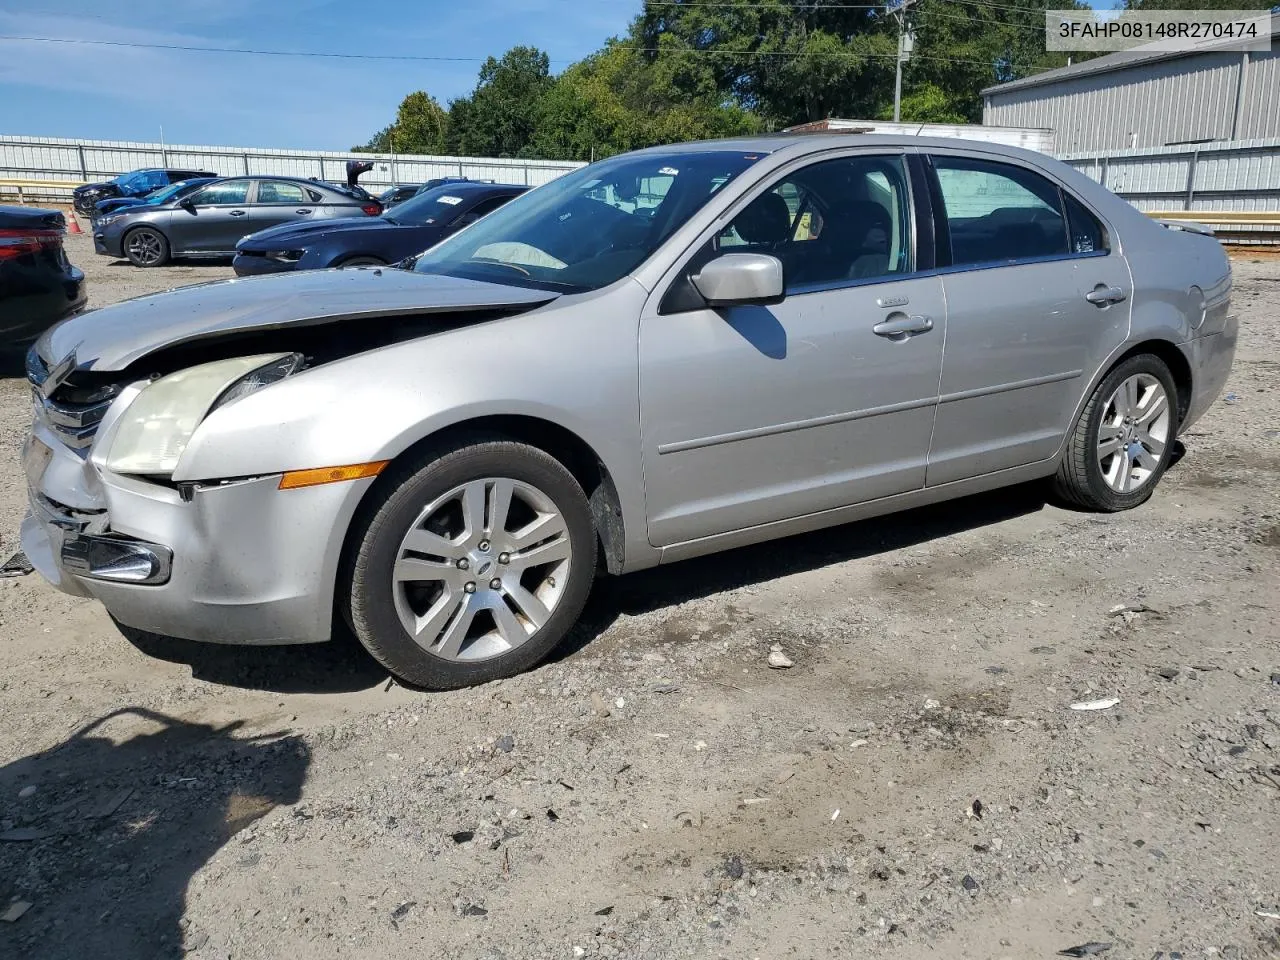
[[74, 181, 116, 196], [39, 267, 561, 372], [238, 216, 395, 249]]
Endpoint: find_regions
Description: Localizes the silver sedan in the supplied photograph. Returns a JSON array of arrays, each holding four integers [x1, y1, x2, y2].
[[23, 134, 1236, 688]]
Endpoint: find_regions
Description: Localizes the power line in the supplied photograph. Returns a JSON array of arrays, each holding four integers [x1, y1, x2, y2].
[[0, 34, 1005, 67]]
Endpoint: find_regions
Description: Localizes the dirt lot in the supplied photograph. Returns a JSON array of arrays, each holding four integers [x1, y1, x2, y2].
[[1, 233, 1277, 960]]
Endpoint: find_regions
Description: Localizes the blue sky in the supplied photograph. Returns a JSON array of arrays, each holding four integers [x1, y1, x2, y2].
[[0, 0, 638, 149]]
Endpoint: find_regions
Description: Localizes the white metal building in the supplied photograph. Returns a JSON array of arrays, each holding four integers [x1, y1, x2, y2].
[[982, 12, 1280, 154]]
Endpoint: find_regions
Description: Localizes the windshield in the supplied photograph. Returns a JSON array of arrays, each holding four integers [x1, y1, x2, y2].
[[147, 180, 204, 204], [412, 150, 764, 293], [115, 170, 162, 193], [386, 185, 478, 225]]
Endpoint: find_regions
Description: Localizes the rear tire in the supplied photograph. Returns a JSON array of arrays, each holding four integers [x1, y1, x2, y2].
[[344, 437, 597, 689], [123, 226, 170, 267], [1054, 354, 1178, 511]]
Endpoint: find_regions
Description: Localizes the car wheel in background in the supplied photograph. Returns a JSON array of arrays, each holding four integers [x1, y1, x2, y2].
[[1054, 354, 1179, 511], [345, 437, 597, 689], [122, 226, 170, 267], [337, 256, 386, 268]]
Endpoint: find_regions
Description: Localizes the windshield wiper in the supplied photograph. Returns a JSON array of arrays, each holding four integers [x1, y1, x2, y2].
[[467, 257, 531, 278]]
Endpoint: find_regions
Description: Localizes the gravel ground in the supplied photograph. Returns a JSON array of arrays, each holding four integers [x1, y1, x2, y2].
[[1, 233, 1277, 960]]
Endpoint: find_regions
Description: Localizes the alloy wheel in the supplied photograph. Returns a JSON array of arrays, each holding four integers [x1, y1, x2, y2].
[[1097, 373, 1171, 493], [126, 230, 164, 266], [391, 477, 573, 662]]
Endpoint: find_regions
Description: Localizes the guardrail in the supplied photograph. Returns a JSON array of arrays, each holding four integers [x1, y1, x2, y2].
[[0, 177, 85, 204]]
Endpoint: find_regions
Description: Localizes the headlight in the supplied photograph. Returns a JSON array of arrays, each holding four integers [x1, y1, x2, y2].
[[97, 214, 121, 227], [105, 352, 304, 476]]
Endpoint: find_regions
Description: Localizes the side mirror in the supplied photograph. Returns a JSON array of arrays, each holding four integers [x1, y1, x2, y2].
[[690, 253, 784, 307], [179, 197, 196, 212]]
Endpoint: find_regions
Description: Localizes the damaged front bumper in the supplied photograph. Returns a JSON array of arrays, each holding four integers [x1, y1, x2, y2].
[[20, 416, 367, 646]]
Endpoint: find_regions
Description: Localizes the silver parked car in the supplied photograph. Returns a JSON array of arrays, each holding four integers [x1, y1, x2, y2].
[[23, 135, 1236, 689], [93, 175, 383, 267]]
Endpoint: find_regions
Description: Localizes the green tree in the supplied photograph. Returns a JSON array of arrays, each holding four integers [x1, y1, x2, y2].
[[391, 91, 449, 154], [447, 46, 554, 158]]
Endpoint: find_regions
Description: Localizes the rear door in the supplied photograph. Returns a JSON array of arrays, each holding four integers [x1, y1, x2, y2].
[[923, 152, 1131, 485], [169, 179, 252, 254], [249, 180, 319, 234]]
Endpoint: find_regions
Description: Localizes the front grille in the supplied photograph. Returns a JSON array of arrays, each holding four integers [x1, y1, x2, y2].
[[26, 348, 121, 452]]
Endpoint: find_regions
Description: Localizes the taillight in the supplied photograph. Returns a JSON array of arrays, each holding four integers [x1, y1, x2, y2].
[[361, 203, 381, 216], [0, 227, 62, 261]]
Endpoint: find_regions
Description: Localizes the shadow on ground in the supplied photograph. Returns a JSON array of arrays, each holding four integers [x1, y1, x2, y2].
[[116, 624, 387, 694], [0, 707, 309, 960], [560, 480, 1059, 660]]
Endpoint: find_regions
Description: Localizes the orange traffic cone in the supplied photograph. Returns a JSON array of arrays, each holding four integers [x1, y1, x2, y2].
[[66, 212, 84, 235]]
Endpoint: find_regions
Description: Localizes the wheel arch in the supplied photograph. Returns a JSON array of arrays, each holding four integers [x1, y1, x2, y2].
[[343, 414, 627, 576], [1060, 336, 1194, 464], [1111, 339, 1193, 425], [120, 222, 169, 261]]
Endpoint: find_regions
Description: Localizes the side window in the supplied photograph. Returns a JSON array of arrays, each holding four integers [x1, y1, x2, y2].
[[256, 181, 307, 204], [717, 154, 912, 291], [466, 196, 511, 219], [1063, 191, 1108, 255], [189, 181, 250, 206], [931, 156, 1068, 266]]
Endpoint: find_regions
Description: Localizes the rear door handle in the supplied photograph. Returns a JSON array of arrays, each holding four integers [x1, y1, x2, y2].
[[296, 208, 312, 215], [873, 315, 934, 339], [1085, 285, 1126, 306], [229, 209, 247, 217]]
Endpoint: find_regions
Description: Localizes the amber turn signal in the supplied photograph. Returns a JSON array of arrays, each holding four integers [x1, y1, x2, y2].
[[278, 460, 389, 490]]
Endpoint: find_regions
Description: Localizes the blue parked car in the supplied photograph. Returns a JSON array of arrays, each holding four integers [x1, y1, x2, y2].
[[73, 166, 216, 217], [94, 177, 218, 218], [232, 181, 526, 276]]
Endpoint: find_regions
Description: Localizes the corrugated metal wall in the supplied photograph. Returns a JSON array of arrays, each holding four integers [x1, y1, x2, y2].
[[1060, 137, 1280, 240], [984, 50, 1280, 153], [1237, 50, 1280, 140], [0, 135, 585, 197]]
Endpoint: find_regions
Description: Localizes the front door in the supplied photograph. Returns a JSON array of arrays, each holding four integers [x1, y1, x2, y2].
[[170, 179, 252, 255], [922, 153, 1132, 485], [639, 152, 946, 547]]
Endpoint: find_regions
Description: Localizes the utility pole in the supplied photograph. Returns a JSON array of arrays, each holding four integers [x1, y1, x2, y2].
[[891, 0, 915, 122]]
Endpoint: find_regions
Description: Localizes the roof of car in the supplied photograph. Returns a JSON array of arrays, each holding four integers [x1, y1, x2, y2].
[[630, 132, 1049, 157], [421, 181, 525, 195]]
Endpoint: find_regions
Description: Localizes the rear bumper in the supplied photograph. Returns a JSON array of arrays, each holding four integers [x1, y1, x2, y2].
[[0, 264, 87, 345], [1178, 312, 1239, 432], [232, 252, 297, 277]]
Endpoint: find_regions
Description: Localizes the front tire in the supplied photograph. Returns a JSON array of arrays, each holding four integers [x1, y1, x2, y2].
[[337, 256, 385, 268], [345, 438, 597, 689], [123, 226, 170, 267], [1054, 354, 1178, 511]]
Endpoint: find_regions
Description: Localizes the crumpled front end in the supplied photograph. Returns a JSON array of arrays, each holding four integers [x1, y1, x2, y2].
[[19, 349, 362, 645]]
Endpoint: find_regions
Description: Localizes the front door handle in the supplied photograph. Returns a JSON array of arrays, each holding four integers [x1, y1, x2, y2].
[[229, 209, 247, 217], [1085, 285, 1126, 306], [873, 314, 934, 340], [296, 208, 312, 215]]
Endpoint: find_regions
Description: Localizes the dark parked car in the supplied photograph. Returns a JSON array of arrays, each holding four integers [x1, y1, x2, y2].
[[378, 184, 423, 207], [94, 177, 217, 218], [73, 167, 217, 217], [94, 176, 385, 267], [233, 181, 526, 276], [0, 206, 86, 350]]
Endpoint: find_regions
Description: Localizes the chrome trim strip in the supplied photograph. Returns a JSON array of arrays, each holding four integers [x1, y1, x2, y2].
[[938, 369, 1083, 405], [657, 395, 937, 455]]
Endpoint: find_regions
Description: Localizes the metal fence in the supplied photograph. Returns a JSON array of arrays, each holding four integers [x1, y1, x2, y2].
[[1060, 137, 1280, 243], [0, 135, 585, 201]]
